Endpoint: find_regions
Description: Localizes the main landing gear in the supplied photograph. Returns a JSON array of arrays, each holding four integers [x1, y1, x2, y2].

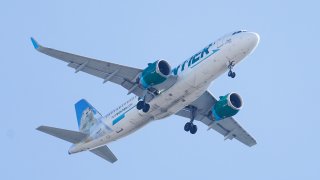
[[184, 122, 197, 134], [136, 99, 150, 113], [184, 106, 198, 134], [227, 61, 236, 78]]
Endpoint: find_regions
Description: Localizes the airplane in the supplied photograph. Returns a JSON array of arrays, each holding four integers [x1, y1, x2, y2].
[[31, 30, 259, 163]]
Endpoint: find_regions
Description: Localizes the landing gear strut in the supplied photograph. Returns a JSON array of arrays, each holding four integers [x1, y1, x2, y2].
[[227, 61, 236, 78], [184, 106, 198, 134]]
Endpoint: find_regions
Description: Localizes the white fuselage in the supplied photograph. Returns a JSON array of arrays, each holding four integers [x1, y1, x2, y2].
[[69, 31, 260, 154]]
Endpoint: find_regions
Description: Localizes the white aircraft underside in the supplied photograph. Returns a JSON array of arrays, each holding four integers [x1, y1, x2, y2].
[[33, 30, 260, 163]]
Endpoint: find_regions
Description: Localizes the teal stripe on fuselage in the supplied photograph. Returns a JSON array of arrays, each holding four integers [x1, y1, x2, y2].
[[190, 49, 220, 69], [112, 114, 125, 125], [112, 106, 136, 125]]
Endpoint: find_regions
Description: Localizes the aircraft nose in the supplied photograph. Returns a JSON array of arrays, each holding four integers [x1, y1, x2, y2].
[[244, 32, 260, 51], [232, 32, 259, 57]]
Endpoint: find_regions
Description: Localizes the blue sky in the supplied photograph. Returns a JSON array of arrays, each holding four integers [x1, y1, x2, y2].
[[1, 0, 320, 179]]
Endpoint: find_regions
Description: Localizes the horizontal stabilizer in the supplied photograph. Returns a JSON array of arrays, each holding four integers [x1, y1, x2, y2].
[[90, 145, 118, 163], [37, 126, 87, 144]]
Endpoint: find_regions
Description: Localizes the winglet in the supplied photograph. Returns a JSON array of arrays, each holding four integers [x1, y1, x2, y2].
[[30, 37, 40, 49]]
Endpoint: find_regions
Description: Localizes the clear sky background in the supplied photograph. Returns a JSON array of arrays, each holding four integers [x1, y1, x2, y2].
[[1, 0, 319, 179]]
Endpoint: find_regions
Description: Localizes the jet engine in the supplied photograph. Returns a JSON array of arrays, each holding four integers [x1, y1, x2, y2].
[[139, 60, 171, 88], [212, 93, 243, 120]]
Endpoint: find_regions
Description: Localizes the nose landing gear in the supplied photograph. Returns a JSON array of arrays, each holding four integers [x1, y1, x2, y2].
[[227, 61, 236, 78], [184, 106, 198, 134]]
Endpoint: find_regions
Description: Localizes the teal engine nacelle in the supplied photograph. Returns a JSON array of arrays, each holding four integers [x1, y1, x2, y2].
[[212, 93, 243, 121], [139, 60, 171, 88]]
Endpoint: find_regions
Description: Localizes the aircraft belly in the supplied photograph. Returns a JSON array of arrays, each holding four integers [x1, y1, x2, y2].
[[109, 109, 151, 140], [82, 41, 253, 150], [85, 44, 247, 149], [150, 70, 212, 120], [80, 56, 241, 150], [150, 51, 231, 119]]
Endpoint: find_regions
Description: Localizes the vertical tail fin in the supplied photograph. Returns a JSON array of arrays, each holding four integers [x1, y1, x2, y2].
[[75, 99, 102, 133]]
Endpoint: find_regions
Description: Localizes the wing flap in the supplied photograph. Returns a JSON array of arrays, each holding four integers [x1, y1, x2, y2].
[[207, 117, 257, 147], [217, 118, 257, 146], [67, 62, 129, 85]]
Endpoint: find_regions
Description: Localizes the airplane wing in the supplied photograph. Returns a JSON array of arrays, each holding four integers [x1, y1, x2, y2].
[[31, 38, 145, 97], [175, 91, 257, 147]]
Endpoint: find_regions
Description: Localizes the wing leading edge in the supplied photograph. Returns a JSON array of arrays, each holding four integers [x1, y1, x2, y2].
[[176, 91, 257, 147]]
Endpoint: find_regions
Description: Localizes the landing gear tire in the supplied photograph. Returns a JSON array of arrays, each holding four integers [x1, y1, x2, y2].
[[231, 72, 236, 78], [142, 103, 150, 113], [228, 71, 236, 78], [136, 101, 144, 110], [184, 122, 192, 132], [190, 124, 197, 134], [184, 122, 197, 134], [137, 100, 150, 113]]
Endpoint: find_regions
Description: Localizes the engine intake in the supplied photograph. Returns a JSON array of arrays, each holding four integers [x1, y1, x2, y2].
[[139, 60, 171, 88], [212, 92, 243, 120]]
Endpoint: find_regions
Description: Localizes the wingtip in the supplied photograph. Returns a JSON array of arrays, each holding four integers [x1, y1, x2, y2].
[[249, 141, 257, 147], [36, 126, 43, 131], [30, 37, 40, 49], [111, 158, 118, 163]]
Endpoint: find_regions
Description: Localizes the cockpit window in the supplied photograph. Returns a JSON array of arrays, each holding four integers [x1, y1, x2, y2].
[[232, 30, 247, 35]]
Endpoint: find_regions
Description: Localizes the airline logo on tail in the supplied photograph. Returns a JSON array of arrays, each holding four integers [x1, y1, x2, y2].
[[75, 99, 100, 133]]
